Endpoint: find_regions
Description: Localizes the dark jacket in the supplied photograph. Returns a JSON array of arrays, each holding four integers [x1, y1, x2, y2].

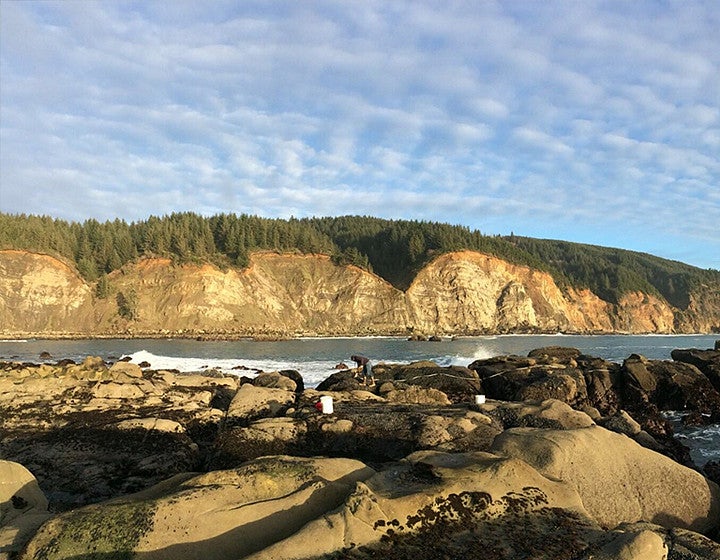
[[350, 355, 369, 367]]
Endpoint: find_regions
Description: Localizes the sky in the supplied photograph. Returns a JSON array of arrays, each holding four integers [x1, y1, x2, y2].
[[1, 1, 719, 270]]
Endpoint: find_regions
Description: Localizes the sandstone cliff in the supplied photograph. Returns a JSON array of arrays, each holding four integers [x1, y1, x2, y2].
[[0, 250, 96, 333], [0, 249, 718, 337]]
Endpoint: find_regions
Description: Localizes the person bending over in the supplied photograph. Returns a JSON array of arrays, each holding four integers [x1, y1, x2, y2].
[[350, 354, 375, 387]]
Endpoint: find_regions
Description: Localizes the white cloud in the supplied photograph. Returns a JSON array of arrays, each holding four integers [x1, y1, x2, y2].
[[1, 0, 719, 269], [512, 127, 573, 156], [468, 97, 509, 120]]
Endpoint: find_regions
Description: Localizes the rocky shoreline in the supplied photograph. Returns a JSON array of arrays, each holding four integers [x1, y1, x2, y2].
[[2, 345, 720, 559], [0, 327, 631, 342]]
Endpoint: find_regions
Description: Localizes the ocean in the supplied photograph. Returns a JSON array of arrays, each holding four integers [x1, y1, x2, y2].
[[2, 334, 718, 466]]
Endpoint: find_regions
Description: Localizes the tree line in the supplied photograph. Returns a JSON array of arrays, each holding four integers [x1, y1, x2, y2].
[[1, 212, 717, 308], [506, 236, 720, 307]]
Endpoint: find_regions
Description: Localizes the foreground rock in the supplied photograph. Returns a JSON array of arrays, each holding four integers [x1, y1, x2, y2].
[[0, 461, 52, 558], [492, 426, 719, 533], [0, 358, 238, 511], [16, 450, 720, 560], [20, 456, 374, 560], [3, 351, 720, 559]]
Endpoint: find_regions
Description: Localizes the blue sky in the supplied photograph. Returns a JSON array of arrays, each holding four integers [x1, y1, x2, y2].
[[1, 1, 718, 270]]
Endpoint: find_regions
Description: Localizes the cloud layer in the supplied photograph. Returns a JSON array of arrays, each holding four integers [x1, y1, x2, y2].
[[1, 1, 718, 269]]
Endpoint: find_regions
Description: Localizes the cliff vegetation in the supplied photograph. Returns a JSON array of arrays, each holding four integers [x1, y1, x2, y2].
[[2, 212, 717, 308]]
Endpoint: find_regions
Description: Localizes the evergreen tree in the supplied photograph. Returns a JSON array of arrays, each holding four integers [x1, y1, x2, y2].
[[117, 288, 138, 320], [1, 211, 718, 306], [95, 275, 111, 299]]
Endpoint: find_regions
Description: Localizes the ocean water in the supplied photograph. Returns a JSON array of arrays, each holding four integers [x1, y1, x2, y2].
[[2, 334, 718, 466], [2, 334, 717, 388], [664, 412, 720, 467]]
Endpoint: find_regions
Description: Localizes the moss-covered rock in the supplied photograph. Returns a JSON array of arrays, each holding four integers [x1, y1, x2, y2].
[[20, 456, 374, 560], [20, 501, 155, 560]]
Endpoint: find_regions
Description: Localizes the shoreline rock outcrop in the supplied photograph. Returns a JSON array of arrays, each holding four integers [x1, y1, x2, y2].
[[2, 346, 720, 558]]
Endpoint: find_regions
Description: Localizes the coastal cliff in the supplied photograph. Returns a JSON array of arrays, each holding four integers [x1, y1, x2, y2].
[[1, 249, 718, 338]]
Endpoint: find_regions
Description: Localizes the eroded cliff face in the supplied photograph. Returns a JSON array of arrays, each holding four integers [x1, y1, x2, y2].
[[0, 249, 717, 337], [93, 253, 409, 335], [405, 251, 614, 334], [675, 284, 720, 334], [613, 292, 677, 333], [0, 250, 96, 333]]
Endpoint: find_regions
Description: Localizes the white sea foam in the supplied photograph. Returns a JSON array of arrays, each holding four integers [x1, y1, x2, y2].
[[123, 350, 344, 387], [122, 348, 490, 387]]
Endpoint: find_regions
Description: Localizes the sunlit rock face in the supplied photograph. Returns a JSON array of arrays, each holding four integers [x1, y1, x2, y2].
[[1, 249, 716, 337]]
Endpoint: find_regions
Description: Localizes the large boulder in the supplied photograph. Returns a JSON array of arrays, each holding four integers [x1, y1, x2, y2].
[[316, 369, 365, 392], [374, 361, 482, 400], [244, 450, 595, 560], [0, 461, 52, 558], [19, 456, 375, 560], [479, 398, 595, 430], [383, 385, 451, 405], [279, 369, 305, 392], [468, 349, 626, 416], [469, 354, 589, 407], [671, 348, 720, 393], [253, 371, 298, 392], [226, 383, 296, 423], [621, 355, 720, 413], [107, 360, 144, 379], [491, 425, 720, 534]]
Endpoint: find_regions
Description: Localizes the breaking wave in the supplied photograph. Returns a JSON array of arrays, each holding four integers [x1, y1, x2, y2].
[[122, 350, 346, 388]]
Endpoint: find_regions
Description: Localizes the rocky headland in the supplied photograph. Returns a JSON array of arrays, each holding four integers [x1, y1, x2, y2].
[[2, 249, 720, 339], [2, 345, 720, 559]]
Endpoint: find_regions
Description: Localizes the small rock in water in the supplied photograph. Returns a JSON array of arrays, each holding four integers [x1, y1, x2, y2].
[[55, 358, 76, 367], [683, 411, 713, 427]]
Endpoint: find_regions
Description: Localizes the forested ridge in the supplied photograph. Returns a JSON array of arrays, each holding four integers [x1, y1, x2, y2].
[[1, 212, 717, 308]]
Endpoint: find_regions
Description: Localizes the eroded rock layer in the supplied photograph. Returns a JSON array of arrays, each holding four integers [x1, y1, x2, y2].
[[2, 250, 718, 337]]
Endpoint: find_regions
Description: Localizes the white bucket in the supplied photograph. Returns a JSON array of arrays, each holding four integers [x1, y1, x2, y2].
[[475, 394, 486, 405], [320, 395, 334, 414]]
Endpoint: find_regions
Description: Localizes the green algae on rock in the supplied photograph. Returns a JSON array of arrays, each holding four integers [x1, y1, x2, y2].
[[22, 501, 156, 560]]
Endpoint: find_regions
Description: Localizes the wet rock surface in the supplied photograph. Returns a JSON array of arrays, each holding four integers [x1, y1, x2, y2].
[[0, 357, 233, 512], [469, 345, 720, 466]]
